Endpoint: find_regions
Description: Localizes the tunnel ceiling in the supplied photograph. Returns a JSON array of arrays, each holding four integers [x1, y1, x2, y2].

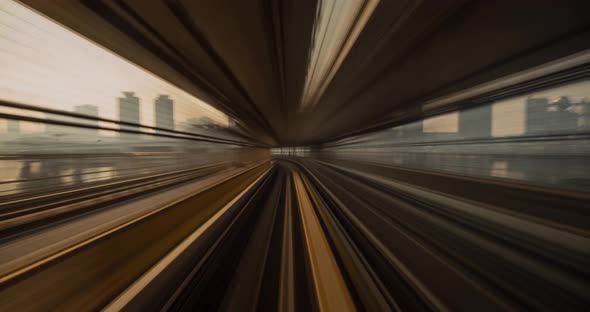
[[21, 0, 590, 146]]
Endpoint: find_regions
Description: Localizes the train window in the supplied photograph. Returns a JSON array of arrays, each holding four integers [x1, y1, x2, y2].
[[0, 0, 234, 140], [316, 77, 590, 191]]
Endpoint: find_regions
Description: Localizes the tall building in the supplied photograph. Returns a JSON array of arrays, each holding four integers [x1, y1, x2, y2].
[[155, 95, 174, 132], [577, 99, 590, 131], [459, 105, 491, 139], [119, 92, 140, 138], [526, 96, 578, 135], [525, 97, 549, 135], [548, 96, 577, 132]]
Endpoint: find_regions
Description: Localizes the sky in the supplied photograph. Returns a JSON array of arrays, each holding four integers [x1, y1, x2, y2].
[[0, 0, 229, 134]]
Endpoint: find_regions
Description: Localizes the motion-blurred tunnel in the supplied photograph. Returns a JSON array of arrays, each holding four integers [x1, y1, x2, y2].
[[1, 0, 590, 310]]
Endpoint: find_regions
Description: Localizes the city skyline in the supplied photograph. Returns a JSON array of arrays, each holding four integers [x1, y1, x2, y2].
[[0, 1, 229, 136]]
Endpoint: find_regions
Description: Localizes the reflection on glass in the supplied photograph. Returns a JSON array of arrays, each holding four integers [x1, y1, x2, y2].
[[316, 79, 590, 192]]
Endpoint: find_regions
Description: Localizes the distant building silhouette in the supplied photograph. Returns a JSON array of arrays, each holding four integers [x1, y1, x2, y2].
[[155, 95, 174, 132], [526, 96, 578, 135], [526, 97, 549, 134], [578, 99, 590, 131], [548, 96, 577, 131], [119, 92, 140, 138], [459, 105, 491, 138]]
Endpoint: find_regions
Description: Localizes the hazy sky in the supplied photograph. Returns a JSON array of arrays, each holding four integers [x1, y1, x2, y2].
[[0, 0, 229, 134]]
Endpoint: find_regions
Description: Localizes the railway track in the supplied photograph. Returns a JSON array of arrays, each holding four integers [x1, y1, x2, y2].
[[0, 162, 239, 235], [0, 162, 271, 310], [298, 158, 590, 310], [0, 159, 588, 311]]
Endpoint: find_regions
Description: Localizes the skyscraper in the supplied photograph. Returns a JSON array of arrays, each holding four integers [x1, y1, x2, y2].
[[525, 97, 549, 135], [459, 105, 492, 139], [547, 96, 577, 132], [526, 96, 578, 135], [578, 99, 590, 131], [155, 95, 174, 132], [119, 92, 140, 138]]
